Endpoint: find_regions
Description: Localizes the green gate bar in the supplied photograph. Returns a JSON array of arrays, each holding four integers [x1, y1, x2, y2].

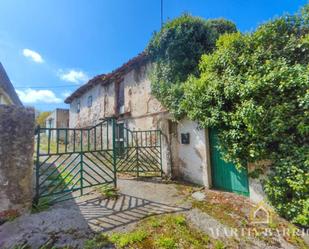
[[34, 117, 163, 205]]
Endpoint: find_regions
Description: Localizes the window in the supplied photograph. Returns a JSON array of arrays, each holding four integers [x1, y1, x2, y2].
[[117, 82, 125, 114], [77, 101, 80, 113], [116, 123, 124, 140], [48, 118, 53, 128], [87, 96, 92, 107], [115, 123, 125, 158]]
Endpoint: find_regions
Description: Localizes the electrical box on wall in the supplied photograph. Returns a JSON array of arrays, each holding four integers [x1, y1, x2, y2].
[[181, 133, 190, 144]]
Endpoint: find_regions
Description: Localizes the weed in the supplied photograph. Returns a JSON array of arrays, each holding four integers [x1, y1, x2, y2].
[[110, 230, 148, 247], [83, 214, 226, 249], [105, 214, 225, 249], [149, 216, 162, 228], [32, 197, 50, 213], [214, 240, 226, 249], [173, 215, 186, 226], [96, 185, 119, 199], [84, 234, 111, 249], [192, 200, 240, 228], [284, 224, 308, 249], [155, 236, 176, 249]]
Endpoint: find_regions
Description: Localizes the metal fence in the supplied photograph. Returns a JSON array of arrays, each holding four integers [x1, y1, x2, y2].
[[34, 118, 162, 204]]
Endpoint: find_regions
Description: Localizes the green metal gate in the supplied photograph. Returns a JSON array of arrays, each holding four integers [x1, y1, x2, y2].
[[209, 128, 249, 196], [34, 118, 163, 204], [115, 125, 163, 175]]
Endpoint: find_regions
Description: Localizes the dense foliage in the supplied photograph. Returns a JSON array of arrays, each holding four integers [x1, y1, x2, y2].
[[147, 14, 236, 119], [35, 111, 51, 127], [182, 6, 309, 226]]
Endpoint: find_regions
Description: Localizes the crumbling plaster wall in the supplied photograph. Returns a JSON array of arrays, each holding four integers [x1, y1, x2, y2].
[[122, 64, 164, 116], [69, 63, 171, 176], [173, 119, 211, 187], [0, 105, 35, 216], [69, 83, 115, 128], [120, 64, 171, 176]]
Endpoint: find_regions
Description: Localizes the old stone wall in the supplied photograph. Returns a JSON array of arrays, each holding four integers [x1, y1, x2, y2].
[[0, 105, 35, 217], [69, 83, 115, 128], [119, 64, 171, 176], [69, 63, 165, 129], [69, 63, 172, 176], [122, 64, 164, 117]]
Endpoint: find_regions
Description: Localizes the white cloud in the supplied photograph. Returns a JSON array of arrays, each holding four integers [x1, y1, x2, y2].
[[59, 70, 88, 84], [62, 91, 72, 98], [22, 49, 44, 63], [16, 89, 62, 104]]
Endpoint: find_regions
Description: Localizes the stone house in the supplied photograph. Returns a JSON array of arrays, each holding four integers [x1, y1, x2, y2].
[[0, 62, 22, 106], [65, 53, 262, 202], [45, 108, 69, 141]]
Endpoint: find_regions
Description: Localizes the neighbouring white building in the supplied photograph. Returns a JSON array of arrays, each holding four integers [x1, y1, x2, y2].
[[45, 108, 69, 141]]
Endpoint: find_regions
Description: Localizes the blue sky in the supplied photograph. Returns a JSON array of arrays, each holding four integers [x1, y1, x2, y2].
[[0, 0, 307, 111]]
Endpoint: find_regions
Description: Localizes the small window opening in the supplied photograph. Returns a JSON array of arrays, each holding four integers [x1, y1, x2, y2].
[[87, 96, 92, 107], [77, 101, 81, 113]]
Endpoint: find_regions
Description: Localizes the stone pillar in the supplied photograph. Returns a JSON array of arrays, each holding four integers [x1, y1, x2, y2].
[[0, 105, 35, 218]]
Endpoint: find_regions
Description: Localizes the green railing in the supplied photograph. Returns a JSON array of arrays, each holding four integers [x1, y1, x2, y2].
[[34, 118, 163, 204], [115, 127, 162, 176], [34, 118, 116, 204]]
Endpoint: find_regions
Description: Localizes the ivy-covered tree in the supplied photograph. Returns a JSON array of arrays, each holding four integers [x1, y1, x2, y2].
[[35, 111, 52, 127], [147, 14, 236, 119], [182, 5, 309, 226]]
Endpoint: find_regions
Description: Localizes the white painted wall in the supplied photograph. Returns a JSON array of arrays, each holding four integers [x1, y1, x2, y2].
[[176, 119, 211, 187]]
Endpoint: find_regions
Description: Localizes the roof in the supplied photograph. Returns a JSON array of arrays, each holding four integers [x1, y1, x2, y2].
[[0, 62, 23, 106], [65, 52, 149, 104], [55, 108, 69, 112]]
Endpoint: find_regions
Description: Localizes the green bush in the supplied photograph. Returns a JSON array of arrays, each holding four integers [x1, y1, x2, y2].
[[264, 150, 309, 226], [182, 5, 309, 226], [147, 14, 236, 119]]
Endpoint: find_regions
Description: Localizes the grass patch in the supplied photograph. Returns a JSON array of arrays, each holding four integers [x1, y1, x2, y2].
[[84, 234, 112, 249], [85, 214, 226, 249], [214, 240, 226, 249], [31, 197, 51, 213], [192, 190, 308, 248], [154, 236, 177, 249], [192, 200, 242, 229], [110, 230, 148, 247], [96, 184, 119, 199], [35, 134, 66, 154]]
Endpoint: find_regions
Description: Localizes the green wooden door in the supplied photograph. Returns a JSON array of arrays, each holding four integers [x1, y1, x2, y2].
[[209, 129, 249, 196]]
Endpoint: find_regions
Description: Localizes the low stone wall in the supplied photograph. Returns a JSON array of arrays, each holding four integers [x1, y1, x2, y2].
[[0, 105, 35, 218]]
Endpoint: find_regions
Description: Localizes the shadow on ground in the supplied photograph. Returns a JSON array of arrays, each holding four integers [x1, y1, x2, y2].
[[79, 192, 188, 232], [0, 177, 189, 248]]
